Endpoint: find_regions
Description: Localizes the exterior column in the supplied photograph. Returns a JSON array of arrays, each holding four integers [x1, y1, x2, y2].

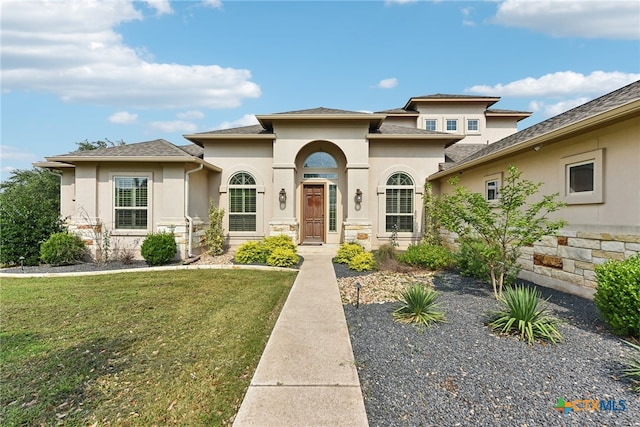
[[344, 164, 372, 250], [270, 164, 299, 242]]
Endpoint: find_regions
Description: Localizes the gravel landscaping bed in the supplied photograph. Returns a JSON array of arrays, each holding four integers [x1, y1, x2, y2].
[[340, 269, 639, 427]]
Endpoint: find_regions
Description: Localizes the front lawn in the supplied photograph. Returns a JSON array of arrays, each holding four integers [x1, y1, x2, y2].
[[0, 269, 297, 425]]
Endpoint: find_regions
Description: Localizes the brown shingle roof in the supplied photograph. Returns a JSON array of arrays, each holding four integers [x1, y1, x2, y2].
[[52, 139, 193, 158], [272, 107, 367, 115], [191, 124, 271, 136]]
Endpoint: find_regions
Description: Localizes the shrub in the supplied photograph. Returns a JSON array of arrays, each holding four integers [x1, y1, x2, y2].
[[487, 285, 562, 345], [263, 234, 297, 252], [594, 254, 640, 337], [393, 285, 445, 327], [204, 200, 225, 256], [40, 232, 86, 266], [455, 237, 519, 286], [398, 244, 453, 270], [140, 231, 177, 266], [374, 243, 397, 264], [234, 241, 268, 264], [622, 340, 640, 393], [267, 247, 299, 268], [348, 251, 376, 272], [335, 243, 363, 264]]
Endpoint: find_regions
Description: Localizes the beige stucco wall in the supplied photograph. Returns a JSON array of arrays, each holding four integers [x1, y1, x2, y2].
[[433, 115, 640, 297]]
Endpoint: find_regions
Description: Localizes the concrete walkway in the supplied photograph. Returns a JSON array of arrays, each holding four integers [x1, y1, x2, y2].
[[233, 246, 369, 426]]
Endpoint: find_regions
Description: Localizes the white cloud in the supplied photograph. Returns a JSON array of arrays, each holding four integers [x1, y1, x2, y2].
[[0, 145, 40, 162], [177, 110, 205, 120], [528, 97, 590, 117], [202, 0, 223, 9], [109, 111, 138, 124], [377, 78, 398, 89], [461, 7, 476, 27], [385, 0, 418, 5], [149, 120, 198, 133], [466, 71, 640, 98], [142, 0, 173, 15], [216, 114, 259, 130], [493, 0, 640, 40], [1, 0, 261, 109]]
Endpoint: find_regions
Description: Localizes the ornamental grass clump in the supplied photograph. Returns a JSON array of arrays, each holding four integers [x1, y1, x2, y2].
[[487, 284, 562, 345], [622, 340, 640, 393], [393, 284, 445, 327]]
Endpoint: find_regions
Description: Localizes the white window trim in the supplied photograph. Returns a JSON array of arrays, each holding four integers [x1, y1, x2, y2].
[[484, 172, 502, 203], [559, 149, 604, 205], [220, 167, 265, 237], [110, 172, 153, 235], [466, 118, 480, 134], [445, 118, 458, 133], [424, 118, 438, 131]]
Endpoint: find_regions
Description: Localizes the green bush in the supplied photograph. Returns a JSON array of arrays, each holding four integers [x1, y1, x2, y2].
[[335, 243, 364, 264], [374, 243, 397, 263], [594, 254, 640, 337], [348, 251, 376, 272], [455, 237, 519, 285], [40, 232, 86, 266], [487, 285, 562, 345], [234, 235, 298, 266], [398, 244, 453, 270], [204, 200, 225, 256], [267, 247, 299, 268], [393, 284, 445, 327], [140, 231, 177, 266], [234, 241, 268, 264], [263, 234, 297, 252]]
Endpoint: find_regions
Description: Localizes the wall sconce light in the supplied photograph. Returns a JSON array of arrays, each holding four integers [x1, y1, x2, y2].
[[279, 188, 287, 203], [355, 188, 363, 204]]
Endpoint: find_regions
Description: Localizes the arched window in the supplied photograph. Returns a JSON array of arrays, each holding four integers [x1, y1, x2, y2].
[[385, 172, 414, 232], [303, 152, 338, 179], [229, 172, 256, 232]]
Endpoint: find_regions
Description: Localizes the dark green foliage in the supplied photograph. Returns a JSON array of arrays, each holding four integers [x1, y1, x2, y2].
[[421, 182, 441, 246], [267, 247, 299, 268], [622, 340, 640, 392], [140, 232, 177, 266], [594, 255, 640, 337], [204, 200, 225, 256], [455, 237, 519, 285], [487, 285, 562, 345], [0, 168, 64, 266], [40, 232, 86, 266], [335, 243, 364, 264], [234, 235, 298, 267], [398, 244, 453, 270], [393, 285, 446, 326], [75, 138, 125, 151], [348, 251, 376, 272]]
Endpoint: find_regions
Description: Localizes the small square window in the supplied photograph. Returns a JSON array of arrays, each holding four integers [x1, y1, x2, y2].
[[559, 149, 603, 205], [467, 119, 479, 132], [569, 162, 594, 193], [425, 119, 437, 131], [446, 119, 458, 132]]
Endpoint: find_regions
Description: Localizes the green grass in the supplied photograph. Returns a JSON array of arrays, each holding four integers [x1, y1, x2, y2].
[[0, 269, 297, 426]]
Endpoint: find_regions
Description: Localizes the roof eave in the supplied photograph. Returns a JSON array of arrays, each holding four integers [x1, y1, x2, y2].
[[403, 96, 501, 110], [184, 133, 275, 145], [485, 112, 532, 121], [44, 156, 222, 172], [33, 161, 75, 168], [428, 98, 640, 181], [257, 113, 386, 129]]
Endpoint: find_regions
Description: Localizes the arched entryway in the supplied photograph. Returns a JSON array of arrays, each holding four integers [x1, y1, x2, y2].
[[295, 142, 347, 245]]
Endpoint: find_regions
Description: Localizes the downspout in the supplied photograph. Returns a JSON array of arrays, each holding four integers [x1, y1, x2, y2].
[[185, 163, 204, 258]]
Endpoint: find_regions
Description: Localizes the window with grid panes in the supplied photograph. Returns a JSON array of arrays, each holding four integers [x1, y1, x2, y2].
[[114, 177, 148, 229], [385, 172, 414, 232], [229, 172, 257, 232]]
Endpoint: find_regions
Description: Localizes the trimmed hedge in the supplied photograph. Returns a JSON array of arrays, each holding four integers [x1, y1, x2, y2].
[[141, 231, 177, 266], [398, 244, 453, 270], [234, 235, 299, 268], [594, 254, 640, 337]]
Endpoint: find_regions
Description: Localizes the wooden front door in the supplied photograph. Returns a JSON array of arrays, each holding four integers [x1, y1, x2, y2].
[[303, 185, 324, 243]]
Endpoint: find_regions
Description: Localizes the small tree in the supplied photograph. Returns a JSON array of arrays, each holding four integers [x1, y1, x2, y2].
[[75, 138, 125, 151], [437, 166, 565, 299], [421, 181, 441, 246], [204, 199, 225, 256]]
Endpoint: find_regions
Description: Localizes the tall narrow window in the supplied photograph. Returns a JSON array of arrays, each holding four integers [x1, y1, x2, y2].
[[329, 184, 337, 232], [486, 179, 499, 201], [229, 172, 257, 232], [114, 177, 148, 229], [385, 172, 414, 232]]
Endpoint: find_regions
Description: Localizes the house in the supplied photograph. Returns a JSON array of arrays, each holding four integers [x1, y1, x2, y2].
[[36, 94, 528, 259], [35, 80, 639, 297], [429, 80, 640, 298]]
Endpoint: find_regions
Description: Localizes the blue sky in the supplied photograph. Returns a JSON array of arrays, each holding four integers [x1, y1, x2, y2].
[[2, 0, 639, 180]]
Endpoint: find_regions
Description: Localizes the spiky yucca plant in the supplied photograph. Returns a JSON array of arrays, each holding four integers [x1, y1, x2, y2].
[[622, 340, 640, 393], [488, 285, 562, 345], [393, 285, 445, 327]]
